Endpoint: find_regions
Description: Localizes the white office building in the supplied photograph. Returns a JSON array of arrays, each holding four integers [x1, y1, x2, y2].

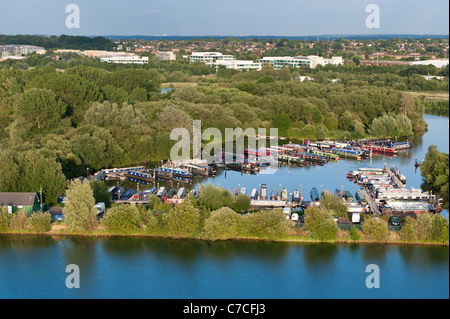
[[207, 59, 262, 71], [260, 55, 343, 69], [158, 51, 176, 61], [409, 59, 449, 69], [190, 52, 234, 64], [101, 56, 149, 64]]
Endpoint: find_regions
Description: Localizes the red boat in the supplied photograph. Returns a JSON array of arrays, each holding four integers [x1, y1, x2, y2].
[[360, 145, 398, 156]]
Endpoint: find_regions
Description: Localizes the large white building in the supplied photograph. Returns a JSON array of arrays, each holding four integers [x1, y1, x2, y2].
[[207, 59, 262, 71], [260, 55, 343, 69], [101, 56, 149, 64], [190, 52, 234, 64], [0, 45, 46, 57], [409, 59, 449, 69]]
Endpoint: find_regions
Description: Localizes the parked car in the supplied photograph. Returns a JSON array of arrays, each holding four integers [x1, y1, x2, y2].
[[95, 202, 105, 215], [390, 217, 400, 226], [333, 216, 339, 223]]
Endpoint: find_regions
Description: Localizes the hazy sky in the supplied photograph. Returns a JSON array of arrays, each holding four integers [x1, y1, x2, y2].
[[0, 0, 448, 36]]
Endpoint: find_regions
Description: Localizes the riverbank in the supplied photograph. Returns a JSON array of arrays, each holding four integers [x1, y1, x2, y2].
[[1, 225, 448, 247]]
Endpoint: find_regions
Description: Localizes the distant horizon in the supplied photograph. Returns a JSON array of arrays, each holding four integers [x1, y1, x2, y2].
[[2, 33, 449, 40]]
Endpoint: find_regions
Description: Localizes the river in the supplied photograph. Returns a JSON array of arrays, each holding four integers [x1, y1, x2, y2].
[[0, 114, 448, 299]]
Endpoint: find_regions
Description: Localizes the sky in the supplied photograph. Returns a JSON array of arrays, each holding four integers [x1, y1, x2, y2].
[[0, 0, 448, 37]]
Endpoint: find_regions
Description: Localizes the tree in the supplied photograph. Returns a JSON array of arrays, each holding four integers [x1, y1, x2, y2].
[[240, 210, 289, 240], [399, 216, 417, 242], [15, 88, 67, 132], [163, 201, 201, 238], [429, 214, 449, 244], [101, 204, 142, 235], [63, 179, 98, 233], [90, 180, 112, 208], [415, 214, 432, 240], [420, 145, 449, 209], [205, 207, 241, 240], [319, 191, 348, 217], [362, 217, 388, 242], [199, 184, 235, 211], [0, 207, 10, 232], [303, 206, 339, 241], [233, 194, 251, 213]]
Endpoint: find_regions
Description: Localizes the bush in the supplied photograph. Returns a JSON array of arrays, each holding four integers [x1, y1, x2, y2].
[[414, 214, 432, 240], [9, 211, 28, 231], [303, 206, 339, 241], [27, 212, 52, 233], [0, 207, 10, 232], [205, 207, 241, 240], [199, 184, 235, 211], [429, 214, 449, 244], [349, 226, 361, 241], [362, 217, 388, 242], [101, 204, 142, 235], [399, 216, 417, 242], [163, 201, 201, 238], [240, 210, 289, 240], [320, 191, 348, 217], [233, 194, 251, 213]]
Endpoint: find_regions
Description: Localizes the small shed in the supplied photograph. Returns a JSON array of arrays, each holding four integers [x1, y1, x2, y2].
[[0, 192, 40, 214]]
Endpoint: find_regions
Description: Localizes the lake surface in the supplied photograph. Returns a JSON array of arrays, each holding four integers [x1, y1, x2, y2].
[[0, 236, 448, 299], [0, 114, 448, 299]]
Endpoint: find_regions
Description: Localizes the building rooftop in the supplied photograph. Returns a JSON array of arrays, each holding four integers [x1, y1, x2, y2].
[[0, 192, 38, 206]]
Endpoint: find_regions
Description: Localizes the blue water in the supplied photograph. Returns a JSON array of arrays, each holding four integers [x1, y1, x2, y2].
[[0, 236, 448, 299], [0, 114, 448, 299]]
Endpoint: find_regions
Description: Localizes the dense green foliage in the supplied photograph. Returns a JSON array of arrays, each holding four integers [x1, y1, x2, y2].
[[399, 214, 449, 243], [26, 212, 52, 233], [0, 34, 115, 50], [90, 180, 112, 209], [303, 206, 339, 241], [420, 145, 449, 209], [319, 191, 348, 217], [362, 217, 388, 241], [101, 204, 142, 235], [62, 179, 98, 233]]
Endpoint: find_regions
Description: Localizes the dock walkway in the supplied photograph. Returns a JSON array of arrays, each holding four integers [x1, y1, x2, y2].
[[361, 189, 381, 215], [386, 168, 405, 189]]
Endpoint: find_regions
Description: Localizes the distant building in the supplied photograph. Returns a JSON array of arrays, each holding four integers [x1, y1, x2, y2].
[[157, 51, 176, 61], [207, 59, 262, 71], [190, 52, 234, 64], [101, 56, 149, 64], [0, 45, 46, 58], [409, 59, 449, 69], [260, 55, 343, 69], [0, 192, 40, 214]]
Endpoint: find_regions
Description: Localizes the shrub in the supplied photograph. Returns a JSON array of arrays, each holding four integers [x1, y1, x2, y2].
[[399, 216, 417, 242], [303, 206, 339, 241], [0, 207, 10, 232], [27, 212, 52, 233], [101, 204, 142, 235], [362, 217, 388, 242], [233, 194, 251, 213], [429, 214, 449, 244], [414, 214, 432, 240], [163, 201, 201, 238], [199, 184, 235, 211], [320, 191, 348, 217], [9, 211, 28, 231], [240, 210, 290, 240], [349, 226, 361, 241], [205, 207, 241, 240]]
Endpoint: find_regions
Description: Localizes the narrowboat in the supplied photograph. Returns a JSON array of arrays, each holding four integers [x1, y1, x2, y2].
[[167, 188, 177, 198], [260, 184, 268, 200], [176, 187, 187, 199], [120, 189, 135, 200], [156, 187, 166, 197], [344, 190, 354, 202], [293, 190, 300, 202], [250, 188, 259, 200], [310, 187, 320, 202]]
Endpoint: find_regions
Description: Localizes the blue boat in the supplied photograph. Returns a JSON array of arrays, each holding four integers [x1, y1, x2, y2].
[[120, 189, 135, 200], [310, 187, 320, 202]]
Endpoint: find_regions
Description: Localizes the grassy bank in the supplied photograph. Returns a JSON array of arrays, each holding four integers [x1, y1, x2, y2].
[[1, 224, 448, 247]]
